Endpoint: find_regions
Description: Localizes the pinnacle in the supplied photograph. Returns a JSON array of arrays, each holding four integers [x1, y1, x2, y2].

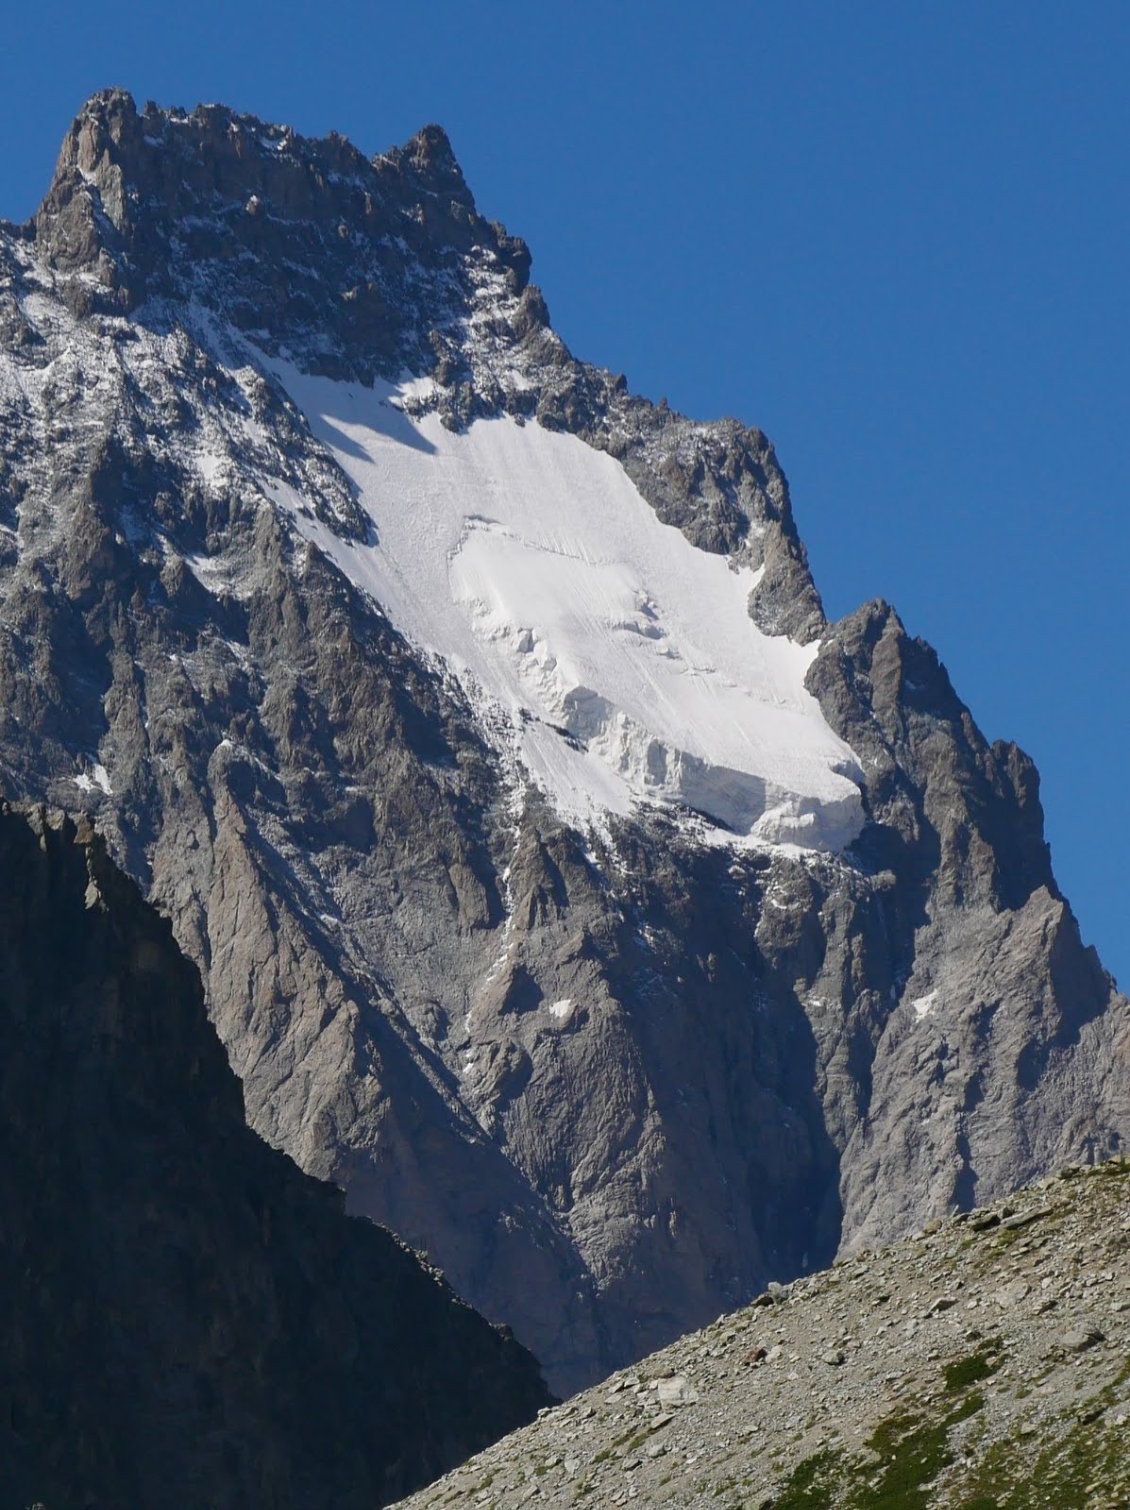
[[78, 84, 137, 117], [402, 122, 461, 176], [386, 121, 474, 208]]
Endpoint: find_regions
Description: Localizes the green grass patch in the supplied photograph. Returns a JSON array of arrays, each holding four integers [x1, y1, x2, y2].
[[993, 1224, 1025, 1250], [767, 1334, 1127, 1510], [847, 1395, 982, 1510], [945, 1341, 1003, 1393], [771, 1387, 988, 1510], [772, 1448, 842, 1510], [948, 1379, 1130, 1508]]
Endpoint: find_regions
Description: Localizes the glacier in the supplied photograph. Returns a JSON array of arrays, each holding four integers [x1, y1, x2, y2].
[[271, 367, 865, 850]]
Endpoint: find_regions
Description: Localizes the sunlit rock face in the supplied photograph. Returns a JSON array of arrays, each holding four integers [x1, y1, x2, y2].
[[0, 88, 1125, 1396]]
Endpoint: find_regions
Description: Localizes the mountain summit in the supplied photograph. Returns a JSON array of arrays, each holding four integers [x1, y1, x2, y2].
[[33, 89, 524, 382], [1, 92, 1127, 1393]]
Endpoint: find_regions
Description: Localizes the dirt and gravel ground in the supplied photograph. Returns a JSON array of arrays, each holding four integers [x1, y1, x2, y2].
[[393, 1158, 1130, 1509]]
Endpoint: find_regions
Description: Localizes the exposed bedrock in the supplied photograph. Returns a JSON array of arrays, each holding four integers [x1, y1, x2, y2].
[[0, 90, 1124, 1395]]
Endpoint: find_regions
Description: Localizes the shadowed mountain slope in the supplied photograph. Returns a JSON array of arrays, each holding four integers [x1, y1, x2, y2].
[[0, 804, 549, 1510]]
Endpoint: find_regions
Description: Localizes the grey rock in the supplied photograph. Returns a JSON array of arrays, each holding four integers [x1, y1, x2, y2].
[[656, 1376, 700, 1407], [0, 91, 1126, 1398], [1062, 1327, 1106, 1353], [1002, 1207, 1052, 1230], [971, 1213, 1002, 1232], [994, 1280, 1033, 1310]]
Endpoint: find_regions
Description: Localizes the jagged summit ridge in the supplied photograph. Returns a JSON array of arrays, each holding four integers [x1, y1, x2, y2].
[[26, 89, 825, 639], [0, 94, 1126, 1397], [31, 88, 533, 384]]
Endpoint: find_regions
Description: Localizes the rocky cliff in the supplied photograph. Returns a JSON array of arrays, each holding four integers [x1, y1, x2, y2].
[[0, 804, 549, 1510], [0, 88, 1126, 1395]]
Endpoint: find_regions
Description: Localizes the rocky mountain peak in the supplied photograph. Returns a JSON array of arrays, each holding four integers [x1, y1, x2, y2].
[[0, 95, 1126, 1400], [17, 90, 825, 629], [31, 89, 536, 384], [389, 121, 476, 204]]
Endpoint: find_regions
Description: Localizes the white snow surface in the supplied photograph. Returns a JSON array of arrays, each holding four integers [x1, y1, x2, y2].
[[911, 991, 940, 1020], [270, 367, 864, 849], [73, 763, 112, 796]]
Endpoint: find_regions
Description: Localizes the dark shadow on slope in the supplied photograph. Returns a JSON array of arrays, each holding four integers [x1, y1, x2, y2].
[[306, 399, 437, 463], [0, 806, 550, 1510], [587, 827, 846, 1367]]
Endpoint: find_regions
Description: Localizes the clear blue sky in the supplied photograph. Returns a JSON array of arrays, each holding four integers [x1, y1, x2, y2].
[[2, 1, 1127, 984]]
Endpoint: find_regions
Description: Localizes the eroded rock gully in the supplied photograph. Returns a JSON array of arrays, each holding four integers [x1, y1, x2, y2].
[[0, 90, 1125, 1395]]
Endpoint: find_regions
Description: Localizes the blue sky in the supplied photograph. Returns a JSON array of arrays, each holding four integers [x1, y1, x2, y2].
[[2, 1, 1127, 984]]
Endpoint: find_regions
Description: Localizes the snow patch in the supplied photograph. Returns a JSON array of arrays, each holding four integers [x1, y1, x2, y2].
[[183, 550, 254, 601], [910, 991, 939, 1020], [74, 763, 112, 796], [194, 448, 228, 486], [268, 366, 864, 850], [548, 999, 576, 1024]]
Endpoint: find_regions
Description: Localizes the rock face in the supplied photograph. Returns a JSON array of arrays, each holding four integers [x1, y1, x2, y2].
[[0, 88, 1126, 1395], [0, 804, 550, 1510], [390, 1159, 1130, 1510]]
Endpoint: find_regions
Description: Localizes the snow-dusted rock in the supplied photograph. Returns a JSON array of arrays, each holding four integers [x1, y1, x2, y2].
[[0, 89, 1126, 1395]]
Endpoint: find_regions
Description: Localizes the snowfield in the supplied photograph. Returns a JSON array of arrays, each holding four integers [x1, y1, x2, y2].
[[271, 367, 864, 849]]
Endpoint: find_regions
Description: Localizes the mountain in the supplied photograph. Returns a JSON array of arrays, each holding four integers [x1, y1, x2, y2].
[[0, 803, 550, 1510], [390, 1158, 1130, 1510], [0, 87, 1126, 1395]]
